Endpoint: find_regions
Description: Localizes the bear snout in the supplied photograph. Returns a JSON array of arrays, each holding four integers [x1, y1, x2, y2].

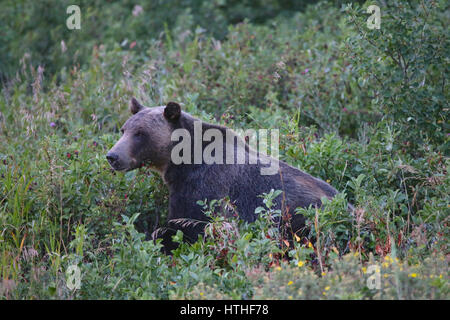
[[106, 152, 121, 169]]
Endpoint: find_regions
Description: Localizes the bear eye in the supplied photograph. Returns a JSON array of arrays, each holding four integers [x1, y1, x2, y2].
[[120, 128, 125, 134], [134, 131, 144, 138]]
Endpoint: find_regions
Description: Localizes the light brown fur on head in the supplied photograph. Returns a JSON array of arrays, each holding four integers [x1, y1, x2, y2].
[[106, 99, 179, 174]]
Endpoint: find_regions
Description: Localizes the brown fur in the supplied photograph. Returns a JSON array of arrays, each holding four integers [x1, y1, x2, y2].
[[107, 99, 346, 253]]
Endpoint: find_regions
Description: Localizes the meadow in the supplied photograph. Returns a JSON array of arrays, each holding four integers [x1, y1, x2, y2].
[[0, 0, 448, 299]]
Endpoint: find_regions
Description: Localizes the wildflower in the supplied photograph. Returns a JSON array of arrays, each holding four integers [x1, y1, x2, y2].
[[200, 292, 204, 296], [276, 61, 286, 70], [276, 266, 282, 271], [297, 261, 305, 267], [326, 179, 331, 183], [288, 295, 293, 300], [321, 272, 326, 276], [325, 286, 330, 291], [50, 122, 56, 128], [362, 267, 367, 274], [409, 273, 417, 278], [66, 153, 71, 159], [132, 5, 143, 16], [307, 242, 313, 248], [288, 281, 293, 286], [273, 72, 281, 81], [382, 262, 389, 268], [61, 40, 67, 53]]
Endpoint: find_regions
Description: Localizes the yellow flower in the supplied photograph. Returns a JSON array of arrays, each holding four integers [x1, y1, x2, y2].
[[409, 273, 417, 278], [288, 295, 293, 300], [384, 274, 389, 278], [200, 292, 204, 296], [325, 286, 330, 291], [297, 261, 305, 267], [439, 274, 443, 279], [288, 281, 293, 286], [326, 179, 331, 183], [362, 267, 367, 274], [382, 262, 390, 268], [321, 272, 326, 276], [276, 266, 282, 271], [308, 242, 313, 248]]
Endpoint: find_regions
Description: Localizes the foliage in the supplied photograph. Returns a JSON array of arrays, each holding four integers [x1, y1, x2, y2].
[[0, 1, 448, 299], [344, 0, 448, 151], [0, 0, 325, 80]]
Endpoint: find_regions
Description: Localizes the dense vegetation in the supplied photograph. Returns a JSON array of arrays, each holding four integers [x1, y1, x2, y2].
[[0, 0, 448, 299]]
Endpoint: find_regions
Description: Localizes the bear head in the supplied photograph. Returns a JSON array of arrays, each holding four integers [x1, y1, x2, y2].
[[106, 98, 181, 173]]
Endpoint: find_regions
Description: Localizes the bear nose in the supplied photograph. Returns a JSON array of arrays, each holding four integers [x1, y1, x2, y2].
[[106, 152, 119, 164]]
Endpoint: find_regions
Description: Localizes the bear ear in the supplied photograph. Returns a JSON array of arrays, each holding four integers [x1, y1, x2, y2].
[[164, 102, 181, 123], [130, 98, 144, 115]]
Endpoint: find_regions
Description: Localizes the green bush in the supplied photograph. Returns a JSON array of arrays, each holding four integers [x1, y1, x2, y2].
[[0, 0, 324, 80], [344, 0, 448, 150], [0, 1, 448, 300]]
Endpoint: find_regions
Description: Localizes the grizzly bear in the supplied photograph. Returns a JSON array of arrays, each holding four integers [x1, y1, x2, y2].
[[107, 98, 343, 253]]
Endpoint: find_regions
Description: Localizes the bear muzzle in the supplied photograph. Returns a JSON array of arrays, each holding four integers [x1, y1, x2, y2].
[[106, 151, 124, 170], [106, 151, 141, 172]]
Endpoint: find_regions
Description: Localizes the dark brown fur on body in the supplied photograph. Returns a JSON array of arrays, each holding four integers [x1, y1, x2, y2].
[[107, 99, 340, 253]]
